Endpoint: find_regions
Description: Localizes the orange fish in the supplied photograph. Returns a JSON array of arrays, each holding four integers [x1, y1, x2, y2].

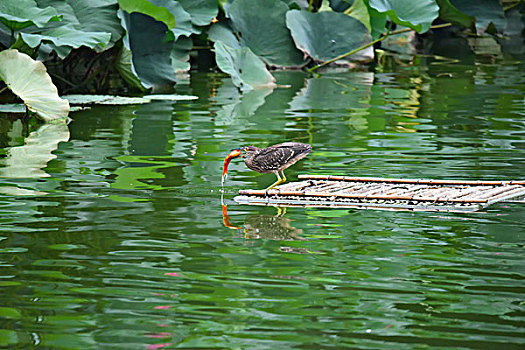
[[221, 148, 243, 186]]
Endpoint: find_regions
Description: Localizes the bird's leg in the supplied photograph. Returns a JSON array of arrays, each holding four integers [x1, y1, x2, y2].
[[280, 170, 286, 184], [265, 171, 283, 190]]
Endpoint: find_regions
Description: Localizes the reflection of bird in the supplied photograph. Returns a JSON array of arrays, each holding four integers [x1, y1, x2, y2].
[[222, 142, 312, 190], [242, 214, 303, 240]]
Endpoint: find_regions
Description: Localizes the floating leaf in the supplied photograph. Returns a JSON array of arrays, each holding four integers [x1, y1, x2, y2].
[[144, 94, 198, 101], [64, 94, 197, 105], [226, 0, 304, 67], [0, 104, 26, 113], [0, 49, 69, 122], [0, 0, 59, 31], [214, 41, 276, 90], [368, 0, 439, 33], [286, 10, 372, 62], [64, 94, 151, 105]]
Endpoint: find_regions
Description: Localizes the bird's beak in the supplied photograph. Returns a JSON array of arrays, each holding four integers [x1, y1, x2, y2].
[[222, 148, 243, 186]]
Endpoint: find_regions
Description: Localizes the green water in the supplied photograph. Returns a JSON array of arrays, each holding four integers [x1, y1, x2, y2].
[[0, 56, 524, 349]]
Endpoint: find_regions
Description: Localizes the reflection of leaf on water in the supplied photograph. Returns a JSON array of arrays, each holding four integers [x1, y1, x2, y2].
[[214, 80, 274, 126], [110, 155, 176, 191], [288, 73, 373, 111], [0, 123, 70, 179]]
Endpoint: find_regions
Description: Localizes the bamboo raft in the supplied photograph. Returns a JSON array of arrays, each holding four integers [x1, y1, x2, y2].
[[234, 175, 525, 212]]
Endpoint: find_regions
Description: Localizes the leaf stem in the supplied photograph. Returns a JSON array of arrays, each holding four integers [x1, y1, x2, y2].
[[307, 22, 452, 73]]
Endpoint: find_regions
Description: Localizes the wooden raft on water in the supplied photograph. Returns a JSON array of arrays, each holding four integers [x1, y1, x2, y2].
[[234, 175, 525, 212]]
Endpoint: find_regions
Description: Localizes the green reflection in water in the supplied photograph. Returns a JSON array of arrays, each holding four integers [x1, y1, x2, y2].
[[0, 54, 524, 349]]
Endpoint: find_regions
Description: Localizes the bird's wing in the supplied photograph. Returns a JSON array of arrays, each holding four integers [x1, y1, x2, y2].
[[253, 144, 310, 171]]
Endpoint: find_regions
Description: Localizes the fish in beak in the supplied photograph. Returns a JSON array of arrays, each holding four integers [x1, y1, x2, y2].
[[222, 148, 243, 186]]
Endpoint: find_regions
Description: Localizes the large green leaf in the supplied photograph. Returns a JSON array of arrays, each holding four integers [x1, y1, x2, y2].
[[436, 0, 475, 31], [214, 41, 276, 91], [450, 0, 506, 33], [226, 0, 304, 67], [20, 25, 111, 58], [118, 10, 176, 91], [119, 0, 197, 39], [43, 0, 123, 48], [286, 10, 372, 62], [368, 0, 439, 33], [117, 0, 176, 28], [347, 0, 371, 33], [209, 21, 241, 49], [115, 46, 146, 90], [0, 0, 59, 31], [171, 36, 192, 72], [366, 3, 387, 40], [329, 0, 354, 12], [0, 49, 69, 122], [8, 0, 120, 58], [178, 0, 218, 26]]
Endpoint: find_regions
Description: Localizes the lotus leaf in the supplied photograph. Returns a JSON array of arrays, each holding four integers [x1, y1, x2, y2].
[[115, 46, 145, 91], [20, 24, 111, 58], [44, 0, 123, 48], [117, 0, 176, 29], [208, 22, 241, 49], [64, 95, 151, 105], [436, 0, 475, 31], [63, 94, 197, 105], [171, 36, 192, 73], [0, 49, 69, 122], [214, 41, 276, 91], [347, 0, 371, 33], [368, 0, 439, 33], [177, 0, 218, 26], [119, 10, 177, 91], [149, 0, 197, 39], [450, 0, 505, 33], [9, 0, 121, 57], [226, 0, 304, 67], [0, 0, 59, 31], [286, 10, 372, 62]]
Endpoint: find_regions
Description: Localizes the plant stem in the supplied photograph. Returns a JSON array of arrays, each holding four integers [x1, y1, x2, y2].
[[307, 23, 453, 73], [308, 0, 313, 12]]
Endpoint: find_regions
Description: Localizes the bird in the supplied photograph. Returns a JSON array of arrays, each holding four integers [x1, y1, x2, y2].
[[222, 142, 312, 190]]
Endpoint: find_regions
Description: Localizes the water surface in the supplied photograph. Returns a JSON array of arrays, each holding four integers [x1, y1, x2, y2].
[[0, 55, 524, 349]]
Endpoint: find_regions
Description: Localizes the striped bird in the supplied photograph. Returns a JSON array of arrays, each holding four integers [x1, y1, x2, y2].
[[222, 142, 312, 190]]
